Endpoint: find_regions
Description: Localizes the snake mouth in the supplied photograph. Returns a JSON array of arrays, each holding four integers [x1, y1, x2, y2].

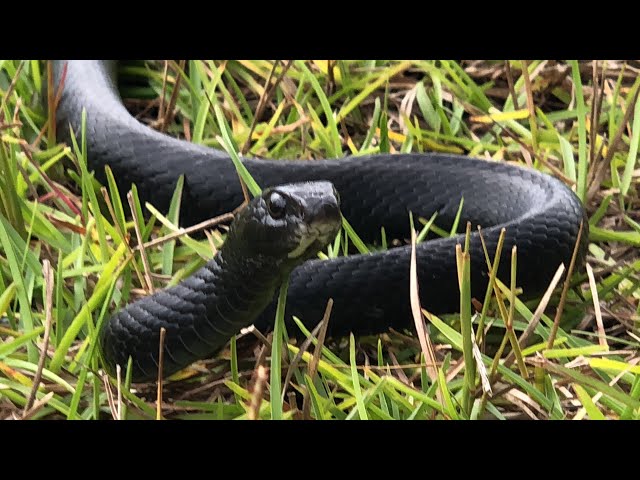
[[286, 183, 342, 259], [288, 233, 320, 259], [287, 221, 340, 259]]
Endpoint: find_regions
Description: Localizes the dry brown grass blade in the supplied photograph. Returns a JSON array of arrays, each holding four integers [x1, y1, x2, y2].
[[156, 327, 167, 420], [45, 60, 56, 146], [547, 219, 585, 349], [18, 141, 84, 221], [159, 60, 186, 133], [40, 60, 69, 148], [23, 259, 54, 415], [158, 61, 169, 127], [471, 326, 491, 396], [589, 61, 601, 167], [0, 61, 25, 124], [505, 245, 528, 379], [248, 365, 268, 420], [494, 126, 575, 186], [409, 228, 438, 384], [387, 350, 411, 384], [504, 263, 566, 368], [586, 263, 609, 349], [587, 82, 640, 201], [20, 391, 55, 421], [521, 60, 538, 153], [0, 122, 22, 131], [115, 364, 122, 420], [302, 299, 334, 420], [101, 371, 118, 420], [241, 60, 280, 154], [241, 60, 293, 155], [504, 388, 543, 419], [127, 190, 154, 293], [281, 311, 327, 405], [204, 229, 219, 256], [474, 226, 507, 343], [505, 61, 519, 110]]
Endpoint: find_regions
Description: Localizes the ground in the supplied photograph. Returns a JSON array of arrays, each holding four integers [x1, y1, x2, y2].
[[0, 60, 638, 420]]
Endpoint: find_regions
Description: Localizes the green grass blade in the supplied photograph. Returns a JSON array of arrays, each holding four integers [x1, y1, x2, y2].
[[270, 278, 289, 420], [557, 132, 577, 183], [349, 333, 368, 420], [0, 215, 37, 362], [621, 91, 640, 196], [213, 104, 261, 197]]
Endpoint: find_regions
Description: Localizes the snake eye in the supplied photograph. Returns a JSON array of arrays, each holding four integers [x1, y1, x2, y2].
[[266, 191, 287, 219]]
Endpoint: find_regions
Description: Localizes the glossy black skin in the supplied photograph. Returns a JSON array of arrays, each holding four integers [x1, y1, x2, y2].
[[52, 61, 588, 382], [100, 183, 341, 381]]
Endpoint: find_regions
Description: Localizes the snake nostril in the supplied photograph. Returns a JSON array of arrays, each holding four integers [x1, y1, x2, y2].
[[321, 201, 341, 224]]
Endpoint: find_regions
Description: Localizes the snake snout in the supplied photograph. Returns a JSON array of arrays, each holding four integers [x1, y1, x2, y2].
[[303, 183, 342, 238], [307, 196, 341, 227]]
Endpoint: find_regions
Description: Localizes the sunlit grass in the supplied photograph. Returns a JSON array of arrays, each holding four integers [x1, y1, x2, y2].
[[0, 60, 638, 419]]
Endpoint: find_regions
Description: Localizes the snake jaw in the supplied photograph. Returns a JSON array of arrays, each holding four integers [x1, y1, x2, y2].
[[287, 221, 340, 259], [287, 228, 319, 259]]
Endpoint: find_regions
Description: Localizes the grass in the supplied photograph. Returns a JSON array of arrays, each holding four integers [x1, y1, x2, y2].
[[0, 59, 639, 420]]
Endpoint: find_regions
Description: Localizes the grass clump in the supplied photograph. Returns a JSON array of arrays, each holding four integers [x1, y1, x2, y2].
[[0, 59, 639, 420]]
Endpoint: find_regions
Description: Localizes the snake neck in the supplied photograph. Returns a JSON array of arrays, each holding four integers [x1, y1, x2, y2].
[[196, 245, 292, 339]]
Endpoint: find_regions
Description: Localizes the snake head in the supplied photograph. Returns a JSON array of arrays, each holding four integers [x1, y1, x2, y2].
[[226, 181, 342, 266]]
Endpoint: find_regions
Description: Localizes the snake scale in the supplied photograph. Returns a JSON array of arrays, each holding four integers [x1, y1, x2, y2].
[[51, 60, 588, 381]]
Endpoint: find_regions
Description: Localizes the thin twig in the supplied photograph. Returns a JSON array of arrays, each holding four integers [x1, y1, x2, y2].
[[587, 83, 640, 201], [547, 220, 585, 349], [505, 61, 519, 110], [0, 60, 25, 124], [302, 298, 334, 420], [135, 212, 234, 251], [160, 60, 185, 133], [23, 260, 54, 415]]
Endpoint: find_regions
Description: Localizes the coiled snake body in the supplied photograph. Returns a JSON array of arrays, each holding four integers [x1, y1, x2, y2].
[[52, 60, 588, 382]]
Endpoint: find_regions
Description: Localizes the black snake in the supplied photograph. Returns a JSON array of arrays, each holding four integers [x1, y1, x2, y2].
[[51, 60, 588, 382]]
